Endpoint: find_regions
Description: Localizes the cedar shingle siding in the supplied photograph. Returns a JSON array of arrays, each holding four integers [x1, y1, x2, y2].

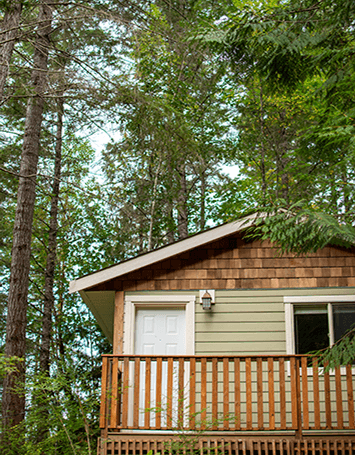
[[89, 236, 355, 292]]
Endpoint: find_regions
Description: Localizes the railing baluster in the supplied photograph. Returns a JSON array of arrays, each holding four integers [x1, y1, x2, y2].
[[144, 357, 151, 429], [178, 357, 184, 428], [189, 357, 196, 430], [121, 357, 129, 428], [290, 357, 298, 430], [245, 357, 252, 430], [167, 357, 173, 429], [335, 365, 343, 429], [133, 357, 140, 428], [155, 357, 162, 429], [100, 353, 352, 435], [324, 362, 332, 429], [212, 357, 218, 430], [301, 357, 309, 429], [312, 358, 320, 429], [234, 358, 241, 430], [110, 356, 119, 428], [279, 357, 286, 430], [100, 356, 109, 429], [256, 357, 263, 430], [201, 357, 207, 429], [223, 358, 229, 430], [267, 357, 275, 430], [346, 363, 354, 428]]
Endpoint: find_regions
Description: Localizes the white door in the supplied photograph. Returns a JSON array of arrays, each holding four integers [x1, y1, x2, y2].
[[135, 308, 186, 427]]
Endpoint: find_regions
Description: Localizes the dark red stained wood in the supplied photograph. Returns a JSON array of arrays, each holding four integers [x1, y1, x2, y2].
[[324, 363, 332, 429], [110, 357, 119, 428], [178, 357, 184, 427], [245, 357, 252, 430], [167, 357, 173, 429], [133, 357, 140, 428], [223, 358, 229, 430], [335, 366, 343, 429], [295, 357, 302, 438], [144, 358, 151, 429], [267, 357, 275, 430], [155, 357, 162, 429], [234, 358, 241, 430], [256, 358, 263, 429], [279, 358, 286, 430], [346, 364, 354, 428], [100, 356, 109, 429], [121, 357, 129, 428], [301, 356, 309, 429], [201, 357, 207, 428], [290, 357, 298, 430], [212, 357, 218, 430], [189, 358, 196, 429], [99, 353, 354, 435], [312, 358, 320, 429]]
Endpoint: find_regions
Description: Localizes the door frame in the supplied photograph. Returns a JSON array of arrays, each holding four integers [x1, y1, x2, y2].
[[124, 294, 196, 355]]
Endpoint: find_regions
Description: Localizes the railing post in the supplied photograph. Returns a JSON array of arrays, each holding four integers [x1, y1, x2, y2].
[[99, 356, 109, 436], [295, 357, 302, 440]]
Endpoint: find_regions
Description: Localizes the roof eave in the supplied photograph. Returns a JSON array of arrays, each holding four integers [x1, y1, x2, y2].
[[69, 213, 260, 294]]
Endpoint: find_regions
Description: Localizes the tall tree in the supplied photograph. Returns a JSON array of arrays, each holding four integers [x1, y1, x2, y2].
[[0, 1, 23, 102], [2, 0, 52, 430]]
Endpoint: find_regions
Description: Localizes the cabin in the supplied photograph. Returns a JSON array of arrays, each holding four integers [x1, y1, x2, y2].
[[69, 214, 355, 455]]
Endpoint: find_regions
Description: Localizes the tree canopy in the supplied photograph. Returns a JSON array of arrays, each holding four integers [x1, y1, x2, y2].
[[0, 0, 355, 452]]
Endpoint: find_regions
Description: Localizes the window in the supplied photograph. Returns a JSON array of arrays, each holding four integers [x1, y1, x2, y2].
[[294, 304, 355, 354], [284, 296, 355, 356]]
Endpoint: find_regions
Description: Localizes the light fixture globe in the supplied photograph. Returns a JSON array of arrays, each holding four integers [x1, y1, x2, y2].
[[202, 291, 212, 310]]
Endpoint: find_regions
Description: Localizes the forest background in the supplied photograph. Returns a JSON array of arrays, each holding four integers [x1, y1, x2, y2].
[[0, 0, 354, 454]]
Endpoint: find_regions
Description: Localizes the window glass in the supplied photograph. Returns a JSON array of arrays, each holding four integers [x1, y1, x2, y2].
[[294, 305, 329, 354], [333, 304, 355, 341]]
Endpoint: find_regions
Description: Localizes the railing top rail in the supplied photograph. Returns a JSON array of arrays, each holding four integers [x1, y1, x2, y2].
[[101, 353, 310, 359]]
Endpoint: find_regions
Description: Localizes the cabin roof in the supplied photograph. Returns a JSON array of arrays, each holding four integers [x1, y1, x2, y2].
[[69, 213, 259, 294]]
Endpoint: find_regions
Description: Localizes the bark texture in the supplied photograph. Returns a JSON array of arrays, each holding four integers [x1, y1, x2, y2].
[[177, 163, 188, 239], [40, 97, 63, 374], [2, 1, 52, 429], [0, 1, 23, 103]]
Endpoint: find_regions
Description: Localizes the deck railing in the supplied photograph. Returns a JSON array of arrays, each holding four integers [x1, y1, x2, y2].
[[99, 355, 355, 434]]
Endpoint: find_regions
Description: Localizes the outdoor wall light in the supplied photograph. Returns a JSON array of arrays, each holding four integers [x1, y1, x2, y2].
[[200, 290, 215, 310]]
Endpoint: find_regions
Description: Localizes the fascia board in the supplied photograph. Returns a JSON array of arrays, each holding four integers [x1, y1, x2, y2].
[[69, 213, 260, 294]]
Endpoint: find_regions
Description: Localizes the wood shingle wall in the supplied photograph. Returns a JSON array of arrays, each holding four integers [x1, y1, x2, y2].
[[90, 236, 355, 292]]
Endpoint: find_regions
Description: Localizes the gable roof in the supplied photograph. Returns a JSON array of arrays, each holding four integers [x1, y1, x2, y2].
[[69, 213, 259, 294]]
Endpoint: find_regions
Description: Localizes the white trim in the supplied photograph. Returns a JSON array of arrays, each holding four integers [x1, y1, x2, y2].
[[284, 303, 294, 355], [69, 214, 261, 293], [328, 303, 334, 346], [123, 295, 196, 355], [284, 295, 355, 355], [284, 295, 355, 303]]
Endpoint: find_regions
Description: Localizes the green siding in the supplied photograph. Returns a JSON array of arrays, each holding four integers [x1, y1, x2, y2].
[[124, 287, 355, 355], [195, 288, 355, 355]]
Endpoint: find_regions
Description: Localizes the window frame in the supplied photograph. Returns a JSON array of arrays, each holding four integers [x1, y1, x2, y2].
[[284, 295, 355, 356]]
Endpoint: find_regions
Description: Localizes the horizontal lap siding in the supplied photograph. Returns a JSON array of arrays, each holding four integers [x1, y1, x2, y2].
[[196, 290, 286, 355]]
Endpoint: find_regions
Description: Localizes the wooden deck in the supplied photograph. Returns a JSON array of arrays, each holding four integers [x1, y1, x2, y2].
[[98, 355, 355, 454]]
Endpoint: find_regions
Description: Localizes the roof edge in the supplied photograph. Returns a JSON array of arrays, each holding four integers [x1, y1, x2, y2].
[[69, 213, 260, 294]]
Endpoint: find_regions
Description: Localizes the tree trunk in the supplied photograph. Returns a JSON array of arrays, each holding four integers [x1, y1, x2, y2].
[[200, 170, 206, 231], [40, 97, 63, 374], [36, 97, 63, 446], [0, 1, 23, 103], [177, 164, 188, 239], [259, 86, 267, 200], [2, 1, 52, 430], [147, 157, 161, 251]]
